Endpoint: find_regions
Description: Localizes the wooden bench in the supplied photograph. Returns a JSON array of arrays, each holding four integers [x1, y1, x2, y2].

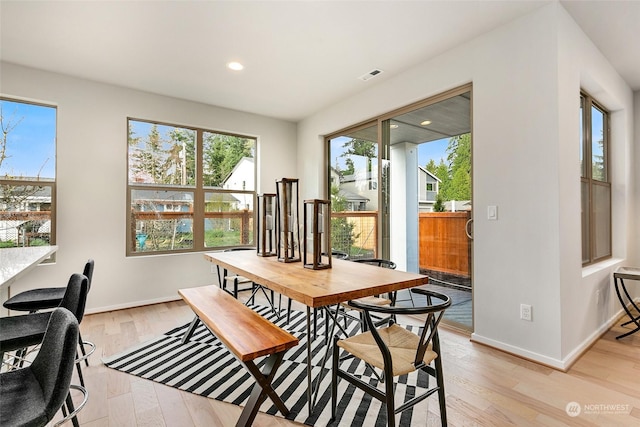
[[178, 285, 299, 427]]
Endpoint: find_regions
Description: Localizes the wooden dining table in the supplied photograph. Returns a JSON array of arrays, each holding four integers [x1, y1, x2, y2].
[[203, 250, 429, 414]]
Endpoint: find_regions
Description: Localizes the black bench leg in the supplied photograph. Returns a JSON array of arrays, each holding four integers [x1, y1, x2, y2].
[[236, 352, 288, 427], [181, 316, 201, 344]]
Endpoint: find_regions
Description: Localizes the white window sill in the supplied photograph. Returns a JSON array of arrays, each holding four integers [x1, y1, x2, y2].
[[582, 257, 625, 279]]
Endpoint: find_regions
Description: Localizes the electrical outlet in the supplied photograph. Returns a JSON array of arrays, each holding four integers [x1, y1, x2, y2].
[[520, 304, 532, 321], [211, 264, 217, 274], [595, 289, 601, 306]]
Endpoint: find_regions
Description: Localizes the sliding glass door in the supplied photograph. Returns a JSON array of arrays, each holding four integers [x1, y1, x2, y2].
[[326, 85, 473, 331]]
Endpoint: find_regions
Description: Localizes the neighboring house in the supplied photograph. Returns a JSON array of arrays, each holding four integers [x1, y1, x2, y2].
[[0, 185, 52, 244], [222, 157, 254, 211], [340, 171, 378, 211], [418, 166, 441, 212], [338, 166, 446, 212], [131, 189, 196, 233], [329, 166, 341, 189], [337, 189, 370, 211]]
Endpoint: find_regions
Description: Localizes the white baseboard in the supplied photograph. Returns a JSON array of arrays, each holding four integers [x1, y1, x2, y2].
[[84, 295, 182, 315], [470, 332, 568, 370], [471, 300, 636, 371]]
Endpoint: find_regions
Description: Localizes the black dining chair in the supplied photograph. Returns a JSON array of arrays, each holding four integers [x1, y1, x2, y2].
[[334, 259, 397, 334], [332, 288, 451, 427], [218, 247, 291, 319], [0, 273, 91, 387], [0, 307, 88, 427], [3, 260, 95, 366]]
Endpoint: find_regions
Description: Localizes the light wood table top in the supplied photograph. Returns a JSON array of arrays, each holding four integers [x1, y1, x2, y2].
[[204, 250, 429, 308]]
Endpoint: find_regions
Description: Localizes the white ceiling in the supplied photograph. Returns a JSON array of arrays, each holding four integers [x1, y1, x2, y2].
[[1, 1, 638, 122]]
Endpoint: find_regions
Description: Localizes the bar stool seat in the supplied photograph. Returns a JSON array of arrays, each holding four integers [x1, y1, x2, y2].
[[3, 287, 66, 312], [3, 260, 94, 313]]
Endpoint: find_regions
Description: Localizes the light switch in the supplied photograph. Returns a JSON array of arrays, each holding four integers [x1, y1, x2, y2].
[[488, 205, 498, 220]]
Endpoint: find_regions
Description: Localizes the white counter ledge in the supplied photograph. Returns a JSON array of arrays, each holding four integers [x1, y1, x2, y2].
[[0, 245, 58, 290]]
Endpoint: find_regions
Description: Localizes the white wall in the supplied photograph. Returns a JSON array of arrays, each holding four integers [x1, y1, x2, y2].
[[297, 3, 636, 368], [556, 5, 635, 364], [1, 62, 297, 313]]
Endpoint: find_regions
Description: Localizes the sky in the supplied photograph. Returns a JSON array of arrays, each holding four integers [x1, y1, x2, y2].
[[0, 99, 56, 179], [330, 135, 450, 172], [418, 138, 449, 167]]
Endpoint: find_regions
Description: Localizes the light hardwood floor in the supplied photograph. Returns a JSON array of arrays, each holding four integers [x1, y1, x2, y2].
[[67, 296, 639, 426]]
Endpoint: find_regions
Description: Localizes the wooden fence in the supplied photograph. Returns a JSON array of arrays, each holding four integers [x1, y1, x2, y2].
[[130, 210, 252, 252], [419, 211, 471, 277]]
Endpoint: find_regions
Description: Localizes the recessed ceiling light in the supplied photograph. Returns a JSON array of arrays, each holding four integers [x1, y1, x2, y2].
[[420, 120, 432, 126], [227, 62, 244, 71]]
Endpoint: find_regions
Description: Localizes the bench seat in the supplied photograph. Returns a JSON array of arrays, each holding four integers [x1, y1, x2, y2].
[[179, 285, 299, 426]]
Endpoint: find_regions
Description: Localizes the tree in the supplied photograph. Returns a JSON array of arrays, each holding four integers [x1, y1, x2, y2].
[[129, 124, 166, 183], [341, 138, 376, 176], [343, 158, 355, 176], [432, 159, 450, 199], [330, 184, 357, 254], [425, 158, 437, 175], [202, 134, 253, 187], [433, 193, 445, 212], [342, 138, 376, 159], [592, 131, 605, 181], [446, 133, 471, 200], [0, 104, 23, 173], [432, 133, 471, 202], [166, 128, 196, 185]]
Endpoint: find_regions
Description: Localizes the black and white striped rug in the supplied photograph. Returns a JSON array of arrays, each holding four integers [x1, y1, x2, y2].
[[103, 305, 433, 426]]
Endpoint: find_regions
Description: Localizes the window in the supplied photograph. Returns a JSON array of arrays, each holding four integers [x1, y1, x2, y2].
[[580, 92, 611, 265], [127, 119, 255, 255], [0, 98, 56, 248]]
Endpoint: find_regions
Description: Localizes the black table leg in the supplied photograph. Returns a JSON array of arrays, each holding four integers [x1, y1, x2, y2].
[[614, 277, 640, 339]]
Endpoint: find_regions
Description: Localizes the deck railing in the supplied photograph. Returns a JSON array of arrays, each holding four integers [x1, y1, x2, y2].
[[0, 211, 51, 247]]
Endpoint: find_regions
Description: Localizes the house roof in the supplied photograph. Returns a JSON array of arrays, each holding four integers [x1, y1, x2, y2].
[[418, 166, 442, 182], [132, 189, 239, 204], [221, 157, 254, 186], [337, 189, 369, 203]]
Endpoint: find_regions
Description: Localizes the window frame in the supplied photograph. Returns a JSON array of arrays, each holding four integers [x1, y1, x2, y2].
[[580, 91, 611, 265], [0, 97, 57, 249], [126, 118, 256, 256]]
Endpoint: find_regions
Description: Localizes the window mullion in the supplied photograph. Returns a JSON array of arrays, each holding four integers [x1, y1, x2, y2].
[[193, 130, 205, 250]]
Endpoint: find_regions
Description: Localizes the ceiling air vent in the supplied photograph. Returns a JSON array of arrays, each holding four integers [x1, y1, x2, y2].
[[358, 68, 384, 81]]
